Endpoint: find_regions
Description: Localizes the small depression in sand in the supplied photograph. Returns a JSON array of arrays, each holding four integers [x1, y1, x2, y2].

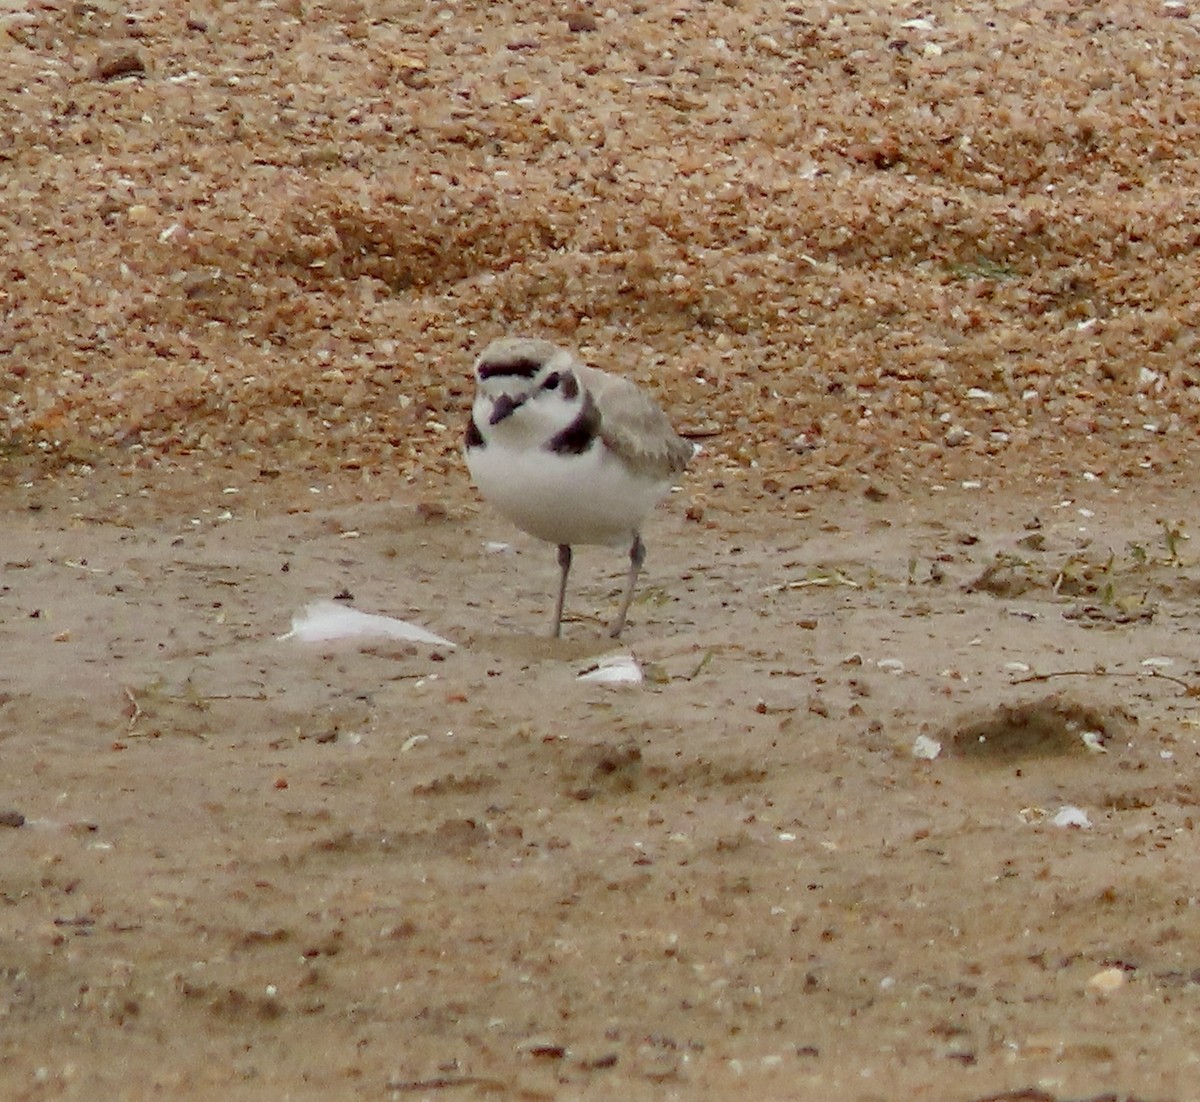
[[942, 693, 1137, 762]]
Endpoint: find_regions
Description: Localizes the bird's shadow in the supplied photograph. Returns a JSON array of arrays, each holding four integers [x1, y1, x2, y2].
[[468, 631, 624, 662]]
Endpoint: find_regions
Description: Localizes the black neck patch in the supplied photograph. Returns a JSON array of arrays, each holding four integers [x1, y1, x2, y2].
[[478, 357, 544, 381], [546, 393, 601, 456], [465, 416, 485, 450]]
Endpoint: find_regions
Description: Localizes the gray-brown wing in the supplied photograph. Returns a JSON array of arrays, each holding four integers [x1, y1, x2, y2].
[[576, 364, 693, 480]]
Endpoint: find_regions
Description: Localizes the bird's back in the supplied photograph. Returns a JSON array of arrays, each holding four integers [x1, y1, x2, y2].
[[576, 364, 693, 482]]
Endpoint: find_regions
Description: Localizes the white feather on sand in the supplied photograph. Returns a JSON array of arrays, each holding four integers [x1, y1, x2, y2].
[[280, 601, 455, 648]]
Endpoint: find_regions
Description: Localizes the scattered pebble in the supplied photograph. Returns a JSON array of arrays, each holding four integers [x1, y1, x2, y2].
[[565, 10, 599, 32], [1087, 967, 1127, 994], [1052, 805, 1092, 829], [93, 48, 146, 81], [912, 735, 942, 760]]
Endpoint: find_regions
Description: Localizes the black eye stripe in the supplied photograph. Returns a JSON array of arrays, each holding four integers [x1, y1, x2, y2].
[[477, 357, 544, 380]]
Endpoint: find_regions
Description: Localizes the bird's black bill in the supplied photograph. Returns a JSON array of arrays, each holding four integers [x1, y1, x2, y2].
[[489, 393, 525, 425]]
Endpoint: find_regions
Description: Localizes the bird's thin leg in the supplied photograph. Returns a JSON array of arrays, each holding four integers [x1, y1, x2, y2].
[[609, 533, 646, 639], [552, 543, 572, 638]]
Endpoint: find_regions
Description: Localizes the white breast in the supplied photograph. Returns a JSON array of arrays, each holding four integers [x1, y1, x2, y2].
[[467, 436, 672, 547]]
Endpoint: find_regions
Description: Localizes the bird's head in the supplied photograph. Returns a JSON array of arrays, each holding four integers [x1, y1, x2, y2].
[[471, 337, 584, 436]]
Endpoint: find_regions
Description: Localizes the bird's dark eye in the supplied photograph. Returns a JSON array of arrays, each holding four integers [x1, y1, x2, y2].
[[543, 372, 560, 391]]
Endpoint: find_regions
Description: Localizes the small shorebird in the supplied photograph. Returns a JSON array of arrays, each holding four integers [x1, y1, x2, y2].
[[465, 336, 692, 638]]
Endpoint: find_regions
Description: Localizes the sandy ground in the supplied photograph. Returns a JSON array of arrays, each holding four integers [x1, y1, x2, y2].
[[6, 0, 1200, 1098], [4, 465, 1200, 1101]]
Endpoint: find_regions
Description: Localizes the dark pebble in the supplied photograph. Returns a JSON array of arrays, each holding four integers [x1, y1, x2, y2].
[[94, 48, 146, 81]]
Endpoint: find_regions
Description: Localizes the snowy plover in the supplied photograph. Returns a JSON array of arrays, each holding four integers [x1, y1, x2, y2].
[[465, 336, 692, 638]]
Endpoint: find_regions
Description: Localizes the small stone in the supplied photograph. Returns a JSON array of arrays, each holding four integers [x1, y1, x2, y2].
[[1087, 967, 1127, 994], [1052, 805, 1092, 829], [847, 137, 901, 169], [912, 735, 942, 760], [93, 48, 146, 81], [565, 10, 599, 32], [0, 810, 26, 829], [416, 501, 447, 522]]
